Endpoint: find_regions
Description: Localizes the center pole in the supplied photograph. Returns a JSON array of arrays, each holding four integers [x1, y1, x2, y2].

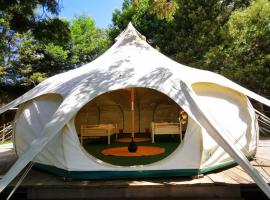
[[131, 88, 135, 138], [128, 88, 138, 153]]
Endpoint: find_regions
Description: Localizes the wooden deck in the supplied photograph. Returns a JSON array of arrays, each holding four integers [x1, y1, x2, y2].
[[1, 137, 270, 199]]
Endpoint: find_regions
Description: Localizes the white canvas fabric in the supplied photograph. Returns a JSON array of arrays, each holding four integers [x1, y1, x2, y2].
[[179, 81, 270, 197], [0, 23, 269, 197]]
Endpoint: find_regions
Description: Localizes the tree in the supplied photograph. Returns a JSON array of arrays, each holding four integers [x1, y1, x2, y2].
[[4, 15, 110, 86], [8, 31, 70, 86], [110, 0, 250, 67], [69, 15, 110, 67], [109, 0, 172, 48], [0, 0, 69, 43], [204, 0, 270, 97], [133, 0, 178, 21], [0, 0, 70, 84]]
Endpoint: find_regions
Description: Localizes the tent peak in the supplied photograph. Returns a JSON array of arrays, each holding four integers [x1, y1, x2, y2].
[[115, 22, 146, 42]]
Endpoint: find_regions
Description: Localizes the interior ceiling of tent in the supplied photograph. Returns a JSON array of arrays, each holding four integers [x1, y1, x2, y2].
[[75, 87, 184, 133], [88, 87, 177, 107]]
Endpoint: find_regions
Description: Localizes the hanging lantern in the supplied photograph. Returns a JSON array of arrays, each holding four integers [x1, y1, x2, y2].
[[179, 111, 188, 124]]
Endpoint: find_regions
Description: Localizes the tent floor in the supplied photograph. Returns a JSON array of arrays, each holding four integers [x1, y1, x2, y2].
[[101, 146, 166, 157], [82, 134, 180, 166], [1, 137, 270, 200]]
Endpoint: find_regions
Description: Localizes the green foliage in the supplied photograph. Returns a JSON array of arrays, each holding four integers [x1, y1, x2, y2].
[[45, 43, 68, 63], [29, 72, 47, 85], [10, 31, 71, 86], [11, 32, 42, 85], [69, 15, 110, 66], [0, 139, 12, 144], [0, 14, 14, 79], [109, 0, 172, 48], [110, 0, 250, 67], [159, 0, 250, 66], [1, 14, 110, 86], [0, 0, 71, 86], [205, 0, 270, 96], [33, 18, 71, 46], [133, 0, 178, 21], [0, 0, 68, 42]]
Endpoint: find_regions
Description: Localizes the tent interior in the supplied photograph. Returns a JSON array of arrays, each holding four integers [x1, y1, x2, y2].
[[74, 87, 188, 166]]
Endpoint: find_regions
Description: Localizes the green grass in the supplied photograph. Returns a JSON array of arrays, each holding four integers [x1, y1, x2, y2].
[[82, 134, 180, 166], [0, 139, 12, 145]]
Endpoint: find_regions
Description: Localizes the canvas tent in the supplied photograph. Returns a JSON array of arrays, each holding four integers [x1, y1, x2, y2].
[[0, 23, 270, 197]]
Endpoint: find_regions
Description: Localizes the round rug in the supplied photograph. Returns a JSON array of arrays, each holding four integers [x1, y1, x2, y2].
[[101, 146, 165, 157], [115, 137, 151, 142]]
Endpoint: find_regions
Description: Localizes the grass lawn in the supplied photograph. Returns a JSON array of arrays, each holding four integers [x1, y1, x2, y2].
[[82, 134, 180, 166], [0, 140, 12, 145]]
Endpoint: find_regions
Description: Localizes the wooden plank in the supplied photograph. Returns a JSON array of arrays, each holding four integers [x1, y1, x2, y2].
[[256, 149, 270, 161], [253, 159, 270, 183], [223, 168, 251, 184], [194, 175, 214, 184], [219, 171, 239, 184], [254, 158, 270, 167], [252, 156, 270, 183], [2, 136, 270, 191], [161, 177, 192, 185], [208, 172, 238, 185], [234, 166, 254, 183], [128, 180, 163, 186], [165, 176, 213, 185], [254, 166, 270, 183]]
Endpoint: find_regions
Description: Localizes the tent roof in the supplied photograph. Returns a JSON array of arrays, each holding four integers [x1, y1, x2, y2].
[[0, 23, 269, 114]]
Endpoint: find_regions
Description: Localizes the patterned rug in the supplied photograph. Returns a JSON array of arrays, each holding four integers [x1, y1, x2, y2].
[[101, 146, 165, 157]]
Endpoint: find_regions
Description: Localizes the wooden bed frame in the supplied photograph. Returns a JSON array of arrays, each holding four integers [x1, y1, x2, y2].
[[80, 124, 117, 144], [151, 122, 182, 143]]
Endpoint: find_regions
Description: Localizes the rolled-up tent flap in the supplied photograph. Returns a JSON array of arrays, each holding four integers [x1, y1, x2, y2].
[[179, 81, 270, 198]]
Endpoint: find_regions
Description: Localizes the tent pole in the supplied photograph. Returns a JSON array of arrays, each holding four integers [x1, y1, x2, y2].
[[131, 88, 135, 138], [138, 100, 141, 133]]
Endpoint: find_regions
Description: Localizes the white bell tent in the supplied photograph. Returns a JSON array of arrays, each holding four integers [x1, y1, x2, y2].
[[0, 23, 270, 197]]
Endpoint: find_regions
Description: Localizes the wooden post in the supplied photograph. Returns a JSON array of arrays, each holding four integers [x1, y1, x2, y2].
[[131, 88, 135, 138], [138, 100, 140, 133]]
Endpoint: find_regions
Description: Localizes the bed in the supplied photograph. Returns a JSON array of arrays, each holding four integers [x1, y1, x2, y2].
[[151, 122, 182, 143], [80, 124, 118, 144]]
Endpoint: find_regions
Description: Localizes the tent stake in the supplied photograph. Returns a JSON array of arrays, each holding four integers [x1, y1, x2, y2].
[[6, 162, 34, 200]]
